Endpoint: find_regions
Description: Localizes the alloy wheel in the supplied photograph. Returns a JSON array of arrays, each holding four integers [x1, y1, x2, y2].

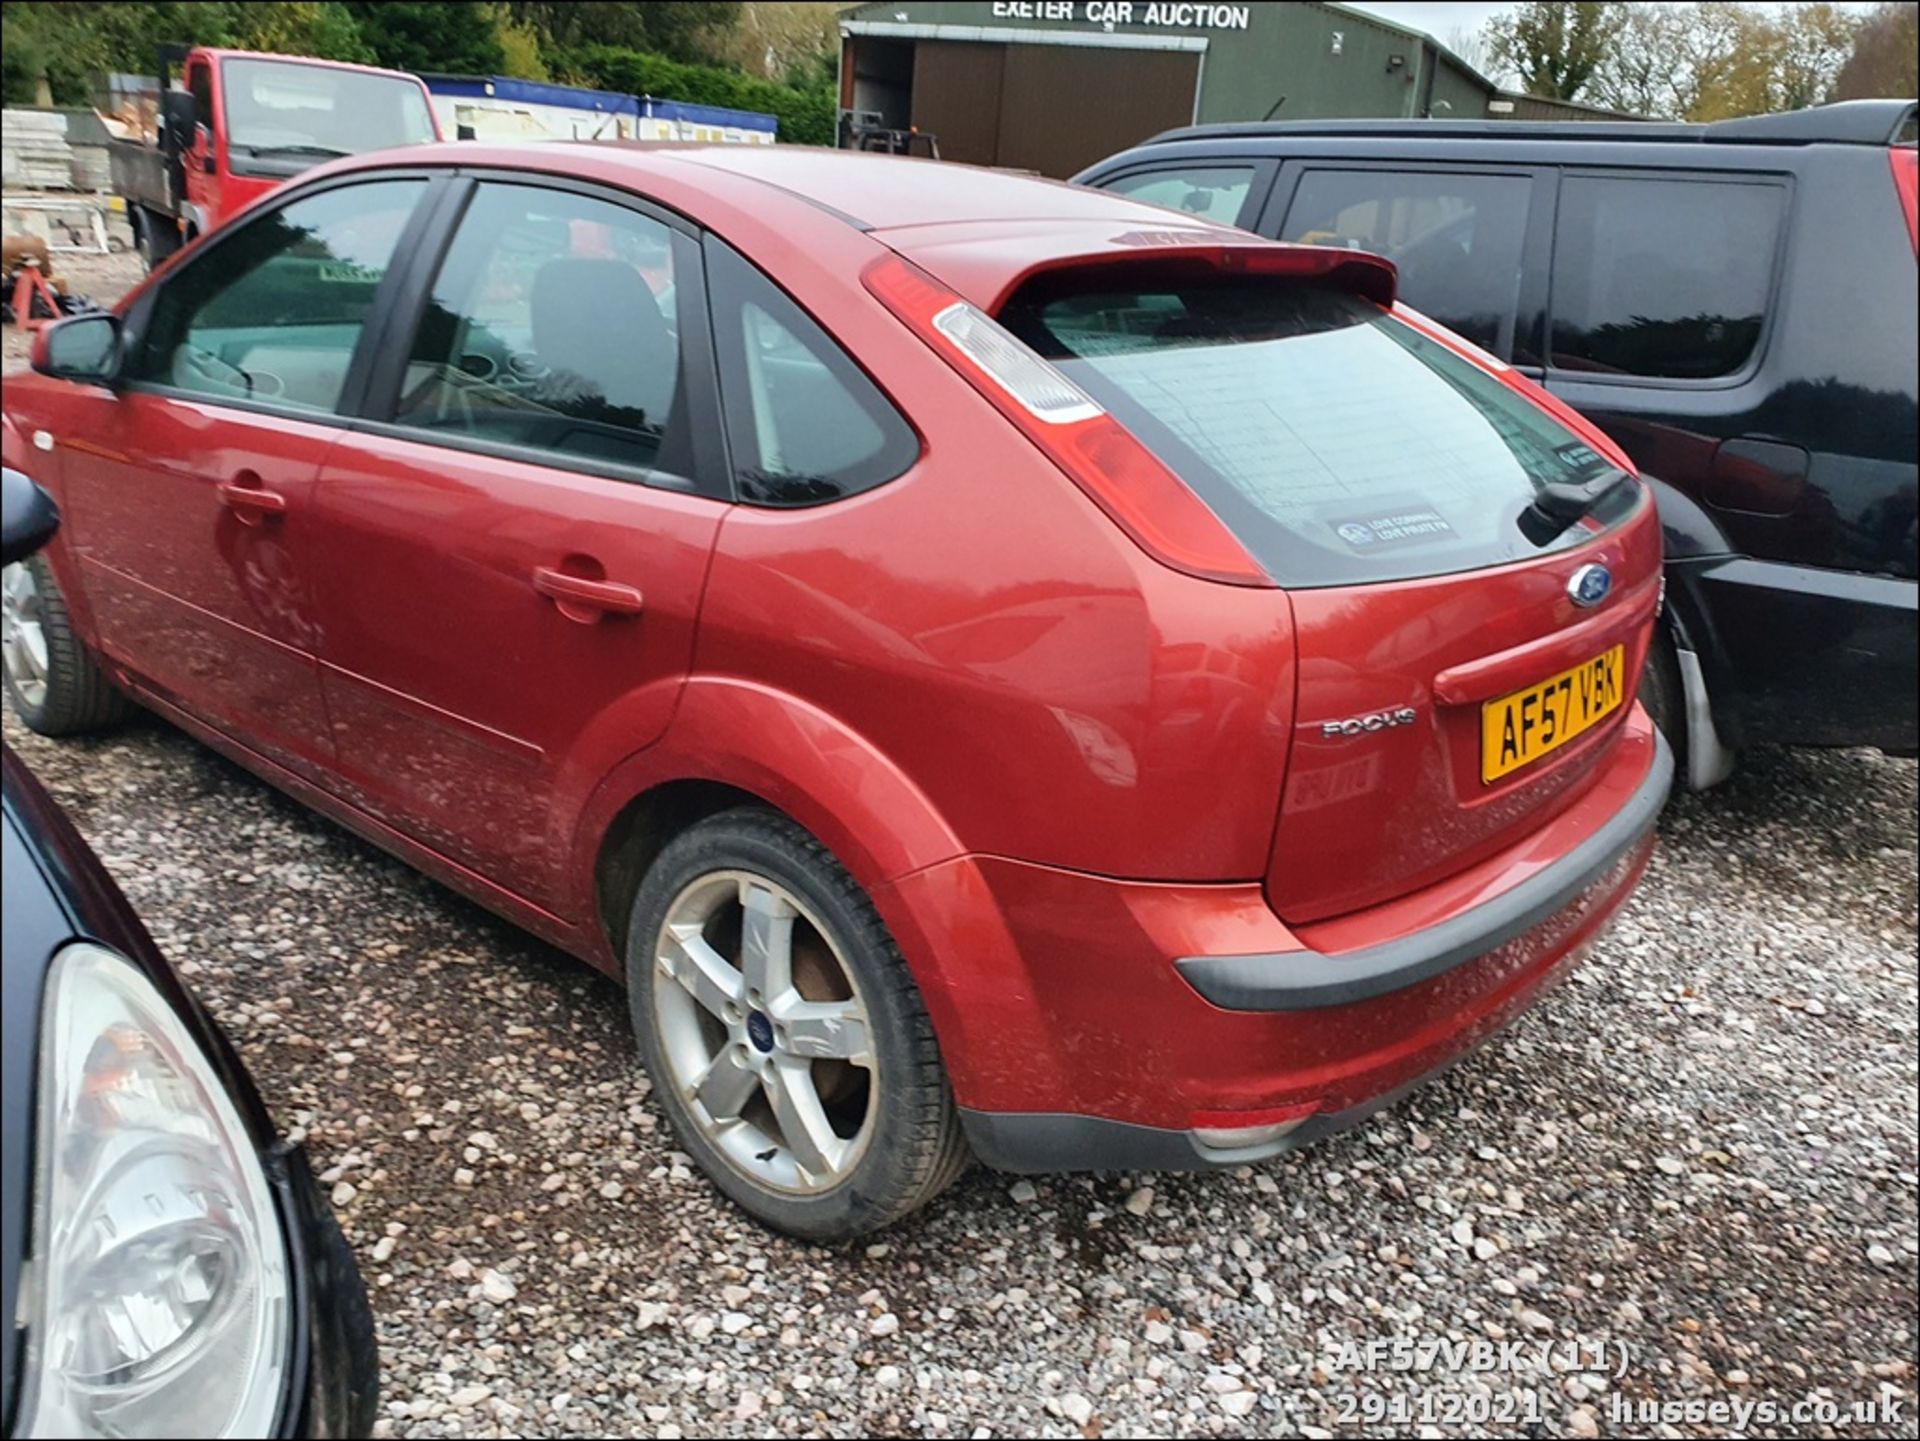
[[1, 561, 49, 709], [652, 871, 877, 1195]]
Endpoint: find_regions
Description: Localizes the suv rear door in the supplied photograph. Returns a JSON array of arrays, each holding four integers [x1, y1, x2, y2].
[[1542, 156, 1915, 749], [1260, 159, 1553, 364]]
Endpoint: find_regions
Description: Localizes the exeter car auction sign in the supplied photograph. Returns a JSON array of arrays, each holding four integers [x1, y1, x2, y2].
[[991, 1, 1253, 28]]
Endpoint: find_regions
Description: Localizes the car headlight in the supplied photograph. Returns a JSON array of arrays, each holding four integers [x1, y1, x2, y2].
[[15, 943, 291, 1438]]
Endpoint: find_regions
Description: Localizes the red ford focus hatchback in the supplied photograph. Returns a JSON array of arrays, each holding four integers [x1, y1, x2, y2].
[[1, 145, 1669, 1238]]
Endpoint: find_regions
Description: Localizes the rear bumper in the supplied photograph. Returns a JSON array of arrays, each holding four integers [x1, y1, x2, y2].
[[1178, 732, 1670, 1010], [883, 716, 1667, 1171], [963, 1040, 1526, 1172]]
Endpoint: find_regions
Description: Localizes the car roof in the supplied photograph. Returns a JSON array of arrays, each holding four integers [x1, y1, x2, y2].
[[634, 145, 1199, 233], [335, 141, 1219, 235], [1140, 98, 1917, 151], [313, 142, 1363, 311]]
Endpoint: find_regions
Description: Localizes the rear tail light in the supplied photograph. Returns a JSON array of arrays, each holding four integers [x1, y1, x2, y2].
[[863, 254, 1270, 587], [1891, 147, 1918, 252], [928, 302, 1102, 423]]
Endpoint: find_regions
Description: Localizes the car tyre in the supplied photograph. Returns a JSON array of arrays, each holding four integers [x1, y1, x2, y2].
[[1638, 622, 1688, 780], [2, 554, 133, 736], [625, 808, 968, 1240]]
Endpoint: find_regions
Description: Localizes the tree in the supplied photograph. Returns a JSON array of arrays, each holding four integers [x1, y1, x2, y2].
[[1487, 1, 1627, 102], [1441, 23, 1502, 84], [494, 14, 550, 82], [505, 2, 742, 65], [1679, 1, 1781, 120], [1774, 2, 1864, 109], [2, 0, 375, 106], [343, 1, 504, 75], [1584, 3, 1693, 116], [709, 2, 840, 84], [1552, 1, 1871, 121], [246, 3, 376, 67], [1832, 1, 1919, 100]]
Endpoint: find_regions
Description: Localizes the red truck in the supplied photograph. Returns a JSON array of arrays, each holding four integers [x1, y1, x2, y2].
[[109, 45, 440, 268]]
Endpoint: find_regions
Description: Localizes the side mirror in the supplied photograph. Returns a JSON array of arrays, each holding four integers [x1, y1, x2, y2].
[[31, 313, 122, 385], [1, 467, 60, 566], [161, 89, 197, 150]]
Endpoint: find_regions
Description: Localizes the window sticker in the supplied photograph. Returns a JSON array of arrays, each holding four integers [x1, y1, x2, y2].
[[1331, 508, 1457, 550]]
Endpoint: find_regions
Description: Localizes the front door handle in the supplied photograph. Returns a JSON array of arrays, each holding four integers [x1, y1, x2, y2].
[[217, 479, 286, 524], [532, 566, 645, 621]]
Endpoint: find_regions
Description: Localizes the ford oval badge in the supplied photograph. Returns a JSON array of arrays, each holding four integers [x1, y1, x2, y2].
[[1568, 563, 1612, 608]]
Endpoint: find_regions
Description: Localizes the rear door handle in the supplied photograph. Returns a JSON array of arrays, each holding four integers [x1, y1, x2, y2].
[[532, 566, 645, 620], [217, 480, 286, 523]]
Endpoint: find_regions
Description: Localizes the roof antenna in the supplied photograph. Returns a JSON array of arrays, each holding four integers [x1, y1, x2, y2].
[[1263, 95, 1287, 122]]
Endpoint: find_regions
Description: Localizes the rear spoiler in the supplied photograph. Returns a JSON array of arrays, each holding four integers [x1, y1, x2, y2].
[[889, 226, 1398, 316], [983, 237, 1397, 314]]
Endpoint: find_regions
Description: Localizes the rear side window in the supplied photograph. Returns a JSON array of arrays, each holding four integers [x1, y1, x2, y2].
[[1000, 273, 1637, 588], [131, 179, 423, 412], [1101, 166, 1259, 225], [1279, 168, 1532, 356], [705, 238, 917, 506], [1550, 175, 1784, 380]]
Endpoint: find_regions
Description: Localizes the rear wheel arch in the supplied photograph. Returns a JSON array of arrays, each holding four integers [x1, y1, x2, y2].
[[573, 680, 968, 955], [593, 777, 766, 964]]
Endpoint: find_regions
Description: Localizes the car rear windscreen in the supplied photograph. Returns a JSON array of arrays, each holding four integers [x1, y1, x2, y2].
[[999, 274, 1639, 587]]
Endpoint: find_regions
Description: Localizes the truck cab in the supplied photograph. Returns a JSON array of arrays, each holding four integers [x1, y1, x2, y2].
[[115, 47, 440, 266]]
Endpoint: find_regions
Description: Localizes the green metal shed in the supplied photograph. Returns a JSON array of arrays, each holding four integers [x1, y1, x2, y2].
[[837, 1, 1503, 176]]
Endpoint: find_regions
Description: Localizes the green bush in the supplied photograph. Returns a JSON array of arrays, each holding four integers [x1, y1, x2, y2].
[[550, 44, 835, 146]]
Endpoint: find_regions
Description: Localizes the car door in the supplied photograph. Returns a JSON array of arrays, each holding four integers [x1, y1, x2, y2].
[[52, 175, 432, 778], [306, 177, 730, 908], [1540, 169, 1793, 531], [181, 54, 218, 234], [1261, 160, 1551, 363]]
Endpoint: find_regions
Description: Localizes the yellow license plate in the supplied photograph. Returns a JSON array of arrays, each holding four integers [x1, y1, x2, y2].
[[1481, 644, 1625, 783]]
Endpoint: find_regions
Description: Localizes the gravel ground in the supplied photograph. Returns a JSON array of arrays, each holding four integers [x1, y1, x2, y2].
[[3, 703, 1914, 1440], [4, 245, 1916, 1438]]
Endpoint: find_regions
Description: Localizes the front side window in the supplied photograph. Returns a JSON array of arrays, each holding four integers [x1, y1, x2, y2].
[[1000, 272, 1637, 587], [1102, 166, 1260, 226], [394, 183, 689, 477], [1280, 169, 1532, 355], [131, 179, 423, 412], [706, 239, 917, 506], [1551, 174, 1784, 380], [221, 58, 436, 173]]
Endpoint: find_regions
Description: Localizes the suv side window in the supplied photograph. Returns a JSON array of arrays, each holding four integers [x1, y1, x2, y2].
[[129, 179, 423, 412], [705, 238, 918, 506], [1102, 165, 1262, 226], [1550, 174, 1785, 381], [1279, 168, 1533, 355], [394, 182, 693, 480]]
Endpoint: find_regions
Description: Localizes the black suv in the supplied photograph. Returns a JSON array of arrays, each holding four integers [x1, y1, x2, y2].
[[1079, 100, 1919, 788]]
